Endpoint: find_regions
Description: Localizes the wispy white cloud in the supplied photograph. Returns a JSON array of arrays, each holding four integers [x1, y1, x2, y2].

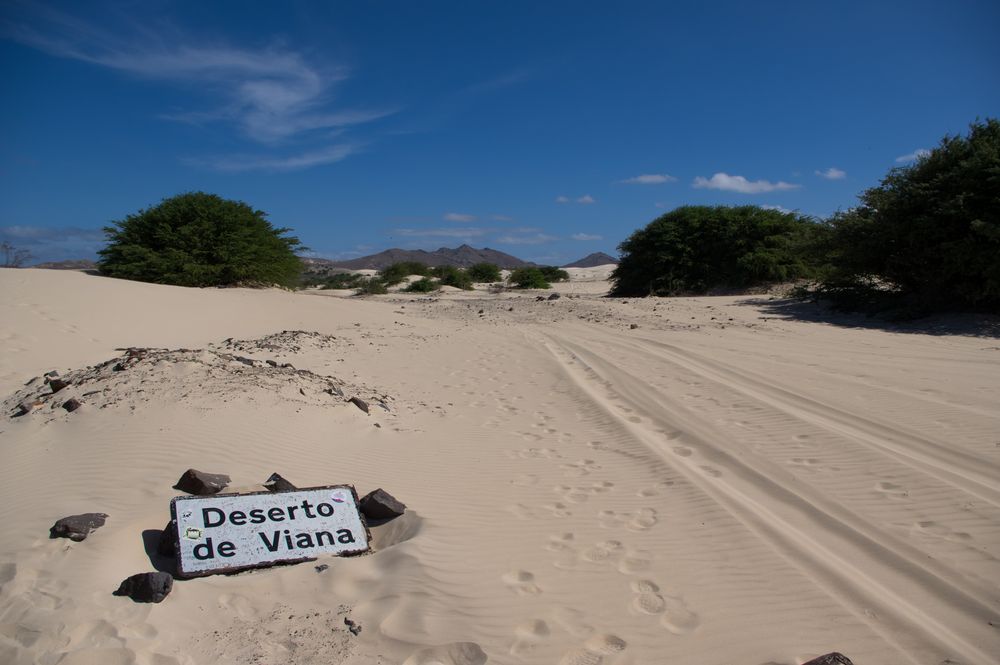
[[619, 173, 677, 185], [815, 167, 846, 180], [496, 233, 558, 245], [692, 173, 800, 194], [394, 228, 489, 239], [761, 204, 794, 214], [555, 196, 570, 204], [187, 144, 355, 172], [491, 214, 514, 222], [895, 149, 930, 163], [4, 5, 392, 165], [576, 194, 596, 204], [1, 225, 106, 262], [444, 212, 476, 222], [571, 233, 602, 241]]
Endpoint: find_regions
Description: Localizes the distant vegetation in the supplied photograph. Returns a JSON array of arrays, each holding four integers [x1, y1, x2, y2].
[[403, 277, 440, 293], [466, 262, 503, 282], [509, 267, 552, 289], [610, 206, 824, 297], [816, 118, 1000, 315], [98, 192, 303, 287], [538, 266, 570, 283], [609, 118, 999, 315], [1, 241, 33, 268]]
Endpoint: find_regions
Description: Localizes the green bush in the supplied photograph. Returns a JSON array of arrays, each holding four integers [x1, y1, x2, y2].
[[300, 272, 366, 290], [380, 262, 430, 286], [98, 192, 303, 287], [818, 118, 1000, 313], [466, 262, 502, 282], [610, 205, 824, 296], [429, 265, 474, 290], [355, 277, 388, 295], [404, 277, 440, 293], [509, 267, 551, 289], [538, 266, 570, 283]]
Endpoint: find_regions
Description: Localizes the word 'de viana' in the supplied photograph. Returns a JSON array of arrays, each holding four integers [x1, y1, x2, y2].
[[171, 485, 369, 577]]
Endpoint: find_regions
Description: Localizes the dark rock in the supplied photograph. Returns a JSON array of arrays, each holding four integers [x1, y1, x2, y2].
[[263, 472, 297, 493], [547, 293, 561, 300], [47, 378, 69, 393], [157, 520, 177, 557], [13, 399, 42, 417], [344, 617, 362, 635], [44, 370, 60, 378], [349, 397, 370, 414], [315, 564, 329, 573], [359, 488, 406, 521], [50, 513, 108, 541], [265, 359, 278, 367], [326, 385, 344, 397], [62, 398, 82, 412], [801, 654, 854, 665], [113, 572, 173, 603], [173, 468, 231, 495], [629, 323, 639, 329], [535, 296, 546, 301]]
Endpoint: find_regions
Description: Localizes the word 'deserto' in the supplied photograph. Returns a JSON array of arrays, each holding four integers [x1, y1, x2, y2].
[[171, 485, 370, 577]]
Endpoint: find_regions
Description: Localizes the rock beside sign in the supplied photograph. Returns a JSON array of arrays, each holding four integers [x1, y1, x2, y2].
[[263, 472, 298, 493], [157, 520, 178, 557], [173, 468, 231, 495], [114, 572, 173, 603], [802, 654, 854, 665], [359, 488, 406, 521], [50, 513, 108, 541]]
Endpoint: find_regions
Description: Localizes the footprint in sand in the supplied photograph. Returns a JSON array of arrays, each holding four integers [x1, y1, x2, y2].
[[509, 619, 550, 657], [672, 446, 693, 457], [598, 508, 658, 531], [628, 580, 700, 634], [875, 481, 909, 499], [558, 633, 627, 665], [699, 466, 723, 478], [404, 642, 487, 665], [502, 570, 542, 595], [512, 474, 539, 487], [636, 481, 674, 498], [560, 459, 602, 477]]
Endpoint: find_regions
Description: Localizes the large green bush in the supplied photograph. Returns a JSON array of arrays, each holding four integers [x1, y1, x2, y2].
[[509, 267, 551, 289], [610, 205, 823, 296], [819, 118, 1000, 313], [98, 192, 302, 287], [538, 266, 570, 283], [429, 265, 474, 290], [466, 262, 502, 282], [403, 277, 440, 293]]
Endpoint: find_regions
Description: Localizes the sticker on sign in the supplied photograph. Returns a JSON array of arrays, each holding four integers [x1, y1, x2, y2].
[[170, 485, 370, 577]]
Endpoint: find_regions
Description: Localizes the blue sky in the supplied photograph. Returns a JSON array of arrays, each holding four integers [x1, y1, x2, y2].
[[2, 1, 998, 265]]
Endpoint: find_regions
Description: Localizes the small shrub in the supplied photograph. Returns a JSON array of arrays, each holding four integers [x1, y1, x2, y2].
[[430, 265, 474, 290], [404, 277, 440, 293], [509, 267, 551, 289], [380, 262, 430, 286], [466, 262, 502, 282], [538, 266, 570, 283], [355, 277, 388, 295], [300, 272, 366, 290]]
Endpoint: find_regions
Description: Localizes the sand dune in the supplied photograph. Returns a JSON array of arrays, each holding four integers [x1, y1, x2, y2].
[[1, 267, 998, 665]]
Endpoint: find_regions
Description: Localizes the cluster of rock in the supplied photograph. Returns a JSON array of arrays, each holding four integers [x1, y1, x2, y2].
[[5, 339, 391, 422], [218, 330, 344, 355]]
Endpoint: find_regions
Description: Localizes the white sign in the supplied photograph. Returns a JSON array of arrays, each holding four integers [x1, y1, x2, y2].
[[170, 485, 370, 577]]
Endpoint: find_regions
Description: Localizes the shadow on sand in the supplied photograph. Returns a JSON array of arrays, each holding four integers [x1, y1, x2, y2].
[[739, 297, 1000, 339]]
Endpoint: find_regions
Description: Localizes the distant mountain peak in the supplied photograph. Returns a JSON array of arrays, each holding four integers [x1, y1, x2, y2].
[[562, 252, 619, 268]]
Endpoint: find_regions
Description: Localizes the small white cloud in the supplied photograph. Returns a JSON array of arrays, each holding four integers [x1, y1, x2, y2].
[[620, 173, 677, 185], [189, 144, 355, 172], [692, 172, 800, 194], [555, 196, 570, 204], [395, 228, 489, 238], [444, 212, 476, 222], [496, 233, 558, 245], [761, 204, 794, 214], [576, 194, 596, 204], [895, 149, 930, 163], [571, 233, 602, 241], [491, 214, 514, 221], [815, 167, 846, 180]]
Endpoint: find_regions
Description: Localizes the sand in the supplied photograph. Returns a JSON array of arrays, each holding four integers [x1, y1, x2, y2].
[[1, 265, 998, 665]]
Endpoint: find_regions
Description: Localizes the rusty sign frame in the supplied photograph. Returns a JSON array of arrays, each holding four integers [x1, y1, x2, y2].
[[170, 484, 372, 578]]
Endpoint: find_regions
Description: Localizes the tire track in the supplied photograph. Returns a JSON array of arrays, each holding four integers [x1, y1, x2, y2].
[[539, 332, 1000, 665], [587, 329, 1000, 508]]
